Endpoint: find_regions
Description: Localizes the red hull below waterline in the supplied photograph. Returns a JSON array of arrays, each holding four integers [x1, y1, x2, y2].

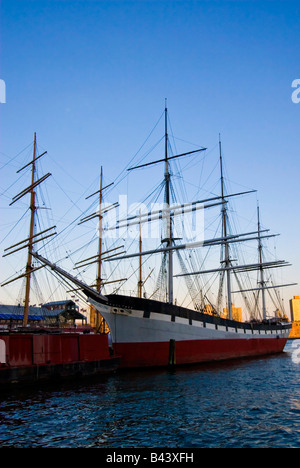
[[113, 337, 289, 369]]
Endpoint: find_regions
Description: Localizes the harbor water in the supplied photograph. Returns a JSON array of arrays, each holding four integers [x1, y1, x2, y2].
[[1, 340, 300, 449]]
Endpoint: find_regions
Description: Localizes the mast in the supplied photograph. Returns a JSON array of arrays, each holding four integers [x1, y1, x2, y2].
[[95, 167, 104, 330], [96, 167, 103, 294], [1, 135, 55, 326], [125, 102, 207, 305], [138, 209, 143, 298], [164, 101, 173, 304], [257, 204, 267, 320], [23, 133, 37, 327], [76, 171, 126, 329], [77, 168, 105, 329], [219, 135, 232, 320]]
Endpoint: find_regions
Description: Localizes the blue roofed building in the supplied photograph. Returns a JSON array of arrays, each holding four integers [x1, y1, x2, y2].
[[0, 300, 87, 328], [0, 304, 45, 323]]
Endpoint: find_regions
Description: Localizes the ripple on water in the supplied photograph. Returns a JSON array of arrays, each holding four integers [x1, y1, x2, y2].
[[1, 345, 300, 448]]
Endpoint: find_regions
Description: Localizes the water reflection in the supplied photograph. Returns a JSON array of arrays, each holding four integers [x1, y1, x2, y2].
[[1, 341, 300, 448]]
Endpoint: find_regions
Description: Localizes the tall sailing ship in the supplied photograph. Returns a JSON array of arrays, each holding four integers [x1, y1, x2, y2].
[[32, 105, 294, 369]]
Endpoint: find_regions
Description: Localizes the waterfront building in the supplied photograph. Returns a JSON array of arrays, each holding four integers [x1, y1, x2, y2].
[[222, 304, 243, 322], [290, 296, 300, 321], [0, 300, 87, 329], [289, 296, 300, 338]]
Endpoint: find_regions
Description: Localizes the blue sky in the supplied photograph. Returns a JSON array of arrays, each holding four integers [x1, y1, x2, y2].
[[0, 0, 299, 316]]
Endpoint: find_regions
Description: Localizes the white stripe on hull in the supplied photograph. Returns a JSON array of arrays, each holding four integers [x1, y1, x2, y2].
[[91, 300, 291, 344]]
